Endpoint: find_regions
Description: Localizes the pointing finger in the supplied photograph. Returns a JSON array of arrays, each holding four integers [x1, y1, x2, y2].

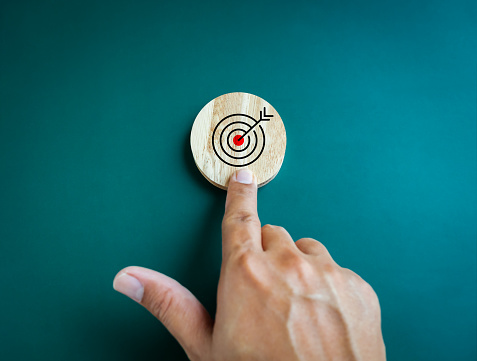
[[222, 169, 262, 259]]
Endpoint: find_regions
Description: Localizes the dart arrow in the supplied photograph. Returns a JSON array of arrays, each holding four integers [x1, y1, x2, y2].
[[238, 107, 273, 141]]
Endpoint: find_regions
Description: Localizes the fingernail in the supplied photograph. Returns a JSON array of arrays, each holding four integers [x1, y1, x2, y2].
[[236, 169, 253, 184], [113, 273, 144, 302]]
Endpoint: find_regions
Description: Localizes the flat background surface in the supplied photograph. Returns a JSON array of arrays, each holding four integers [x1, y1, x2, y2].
[[1, 0, 476, 360]]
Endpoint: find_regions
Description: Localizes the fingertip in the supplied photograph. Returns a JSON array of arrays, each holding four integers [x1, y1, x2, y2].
[[113, 265, 141, 282], [223, 169, 262, 256], [112, 266, 214, 358], [230, 169, 256, 186], [113, 266, 145, 303]]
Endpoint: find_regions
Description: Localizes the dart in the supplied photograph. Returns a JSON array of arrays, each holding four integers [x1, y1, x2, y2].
[[236, 107, 274, 143]]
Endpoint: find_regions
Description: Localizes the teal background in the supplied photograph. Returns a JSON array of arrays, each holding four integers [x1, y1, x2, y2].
[[1, 0, 475, 360]]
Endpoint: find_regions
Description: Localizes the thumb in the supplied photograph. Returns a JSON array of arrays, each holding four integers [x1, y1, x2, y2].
[[113, 266, 213, 360]]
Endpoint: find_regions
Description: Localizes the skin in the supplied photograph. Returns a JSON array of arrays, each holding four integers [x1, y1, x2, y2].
[[113, 170, 386, 361]]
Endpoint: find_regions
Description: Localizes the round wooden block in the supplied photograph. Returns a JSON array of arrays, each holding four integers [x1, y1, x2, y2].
[[190, 92, 286, 189]]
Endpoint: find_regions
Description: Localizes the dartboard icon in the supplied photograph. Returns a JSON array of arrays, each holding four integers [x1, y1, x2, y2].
[[212, 107, 273, 167]]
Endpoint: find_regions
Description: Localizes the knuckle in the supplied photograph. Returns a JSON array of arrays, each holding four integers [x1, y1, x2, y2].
[[295, 238, 311, 248], [231, 249, 256, 270], [297, 237, 317, 244], [262, 224, 288, 234], [342, 268, 380, 304], [363, 282, 379, 301], [294, 259, 314, 279], [285, 252, 304, 268], [278, 251, 316, 288], [261, 224, 275, 231], [298, 238, 328, 252], [322, 262, 341, 277], [223, 209, 260, 227], [357, 277, 379, 300], [280, 250, 309, 271], [228, 250, 263, 284], [149, 287, 175, 325]]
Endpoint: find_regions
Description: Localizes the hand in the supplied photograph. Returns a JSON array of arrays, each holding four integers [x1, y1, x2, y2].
[[113, 169, 386, 361]]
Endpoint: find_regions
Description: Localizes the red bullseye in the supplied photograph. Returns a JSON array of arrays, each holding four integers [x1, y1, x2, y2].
[[233, 134, 245, 146]]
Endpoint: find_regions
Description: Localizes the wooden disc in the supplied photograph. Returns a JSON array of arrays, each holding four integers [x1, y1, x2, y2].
[[190, 92, 286, 189]]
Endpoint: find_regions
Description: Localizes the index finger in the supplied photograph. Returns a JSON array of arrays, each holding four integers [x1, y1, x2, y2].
[[222, 169, 262, 259]]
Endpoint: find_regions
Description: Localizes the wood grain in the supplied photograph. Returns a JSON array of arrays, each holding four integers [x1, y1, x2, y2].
[[190, 92, 286, 189]]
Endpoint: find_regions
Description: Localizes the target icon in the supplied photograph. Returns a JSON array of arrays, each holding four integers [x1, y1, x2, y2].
[[191, 92, 286, 189], [212, 107, 273, 167]]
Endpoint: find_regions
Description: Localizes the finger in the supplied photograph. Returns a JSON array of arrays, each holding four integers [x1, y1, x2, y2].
[[113, 266, 212, 361], [222, 169, 262, 258], [295, 238, 333, 258], [261, 224, 295, 251]]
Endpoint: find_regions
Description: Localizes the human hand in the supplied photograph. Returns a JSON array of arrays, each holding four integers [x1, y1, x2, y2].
[[113, 169, 386, 361]]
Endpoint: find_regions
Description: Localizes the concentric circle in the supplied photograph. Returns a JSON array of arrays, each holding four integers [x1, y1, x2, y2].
[[213, 115, 264, 166]]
